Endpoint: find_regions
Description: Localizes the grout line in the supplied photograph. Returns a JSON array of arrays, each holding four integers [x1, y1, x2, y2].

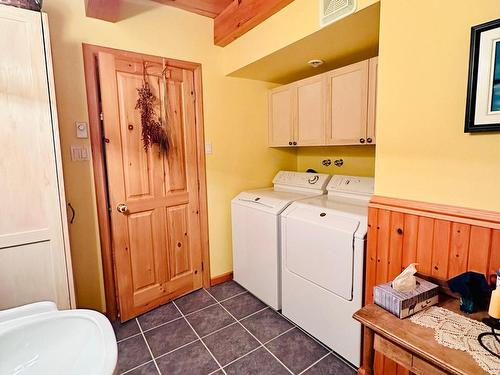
[[120, 359, 155, 375], [276, 310, 332, 352], [172, 300, 228, 375], [213, 290, 248, 303], [116, 332, 143, 344], [141, 316, 185, 334], [200, 321, 239, 339], [297, 352, 331, 375], [238, 306, 269, 321], [136, 318, 162, 374], [204, 291, 294, 375], [262, 326, 296, 345], [218, 344, 264, 369], [153, 337, 200, 362]]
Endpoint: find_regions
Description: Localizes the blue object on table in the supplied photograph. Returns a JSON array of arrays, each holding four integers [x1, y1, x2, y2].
[[447, 272, 491, 313]]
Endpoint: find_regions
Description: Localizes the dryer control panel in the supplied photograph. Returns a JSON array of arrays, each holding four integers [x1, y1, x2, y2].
[[273, 171, 330, 192], [327, 175, 374, 196]]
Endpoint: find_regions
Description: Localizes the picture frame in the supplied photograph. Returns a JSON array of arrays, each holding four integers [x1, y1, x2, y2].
[[465, 18, 500, 133]]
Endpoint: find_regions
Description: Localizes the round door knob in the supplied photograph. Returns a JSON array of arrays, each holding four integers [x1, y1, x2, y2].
[[288, 141, 293, 145], [367, 138, 373, 143], [293, 141, 297, 145], [360, 138, 366, 144], [117, 203, 129, 214]]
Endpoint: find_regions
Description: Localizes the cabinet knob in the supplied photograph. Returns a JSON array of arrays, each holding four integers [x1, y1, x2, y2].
[[293, 141, 297, 146], [289, 141, 293, 145], [360, 138, 366, 144], [367, 138, 373, 143]]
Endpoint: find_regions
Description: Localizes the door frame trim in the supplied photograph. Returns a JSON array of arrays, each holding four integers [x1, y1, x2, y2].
[[82, 43, 211, 320]]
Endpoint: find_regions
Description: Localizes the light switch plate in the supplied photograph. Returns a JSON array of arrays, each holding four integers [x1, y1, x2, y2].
[[205, 142, 213, 155], [75, 121, 88, 139], [71, 145, 90, 161]]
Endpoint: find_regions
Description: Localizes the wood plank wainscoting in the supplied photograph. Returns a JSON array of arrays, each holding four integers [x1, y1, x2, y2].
[[363, 196, 500, 375]]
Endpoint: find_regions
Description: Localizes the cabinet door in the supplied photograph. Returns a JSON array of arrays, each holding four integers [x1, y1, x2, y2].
[[295, 75, 326, 146], [0, 6, 72, 309], [367, 57, 378, 144], [269, 86, 295, 147], [326, 60, 369, 145]]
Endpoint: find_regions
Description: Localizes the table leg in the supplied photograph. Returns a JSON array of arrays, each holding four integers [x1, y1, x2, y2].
[[358, 327, 375, 375]]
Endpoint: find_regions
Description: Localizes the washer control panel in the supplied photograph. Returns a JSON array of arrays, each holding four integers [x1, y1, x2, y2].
[[272, 171, 330, 190]]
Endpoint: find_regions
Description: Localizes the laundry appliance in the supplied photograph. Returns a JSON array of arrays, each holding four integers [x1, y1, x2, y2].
[[231, 171, 331, 310], [280, 175, 374, 367]]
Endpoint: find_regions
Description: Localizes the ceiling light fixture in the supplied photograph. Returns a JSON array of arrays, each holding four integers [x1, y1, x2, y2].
[[308, 59, 325, 68]]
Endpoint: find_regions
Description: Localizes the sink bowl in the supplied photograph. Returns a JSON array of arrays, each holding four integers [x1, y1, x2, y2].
[[0, 302, 117, 375]]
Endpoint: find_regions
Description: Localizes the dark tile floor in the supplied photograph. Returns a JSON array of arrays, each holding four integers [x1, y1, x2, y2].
[[111, 281, 356, 375]]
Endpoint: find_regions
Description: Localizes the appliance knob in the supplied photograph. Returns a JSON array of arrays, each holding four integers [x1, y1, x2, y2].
[[360, 138, 366, 144]]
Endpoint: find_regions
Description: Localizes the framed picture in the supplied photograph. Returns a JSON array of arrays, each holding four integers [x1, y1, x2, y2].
[[465, 18, 500, 132]]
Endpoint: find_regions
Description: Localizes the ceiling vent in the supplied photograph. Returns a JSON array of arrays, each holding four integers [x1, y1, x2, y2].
[[320, 0, 357, 27]]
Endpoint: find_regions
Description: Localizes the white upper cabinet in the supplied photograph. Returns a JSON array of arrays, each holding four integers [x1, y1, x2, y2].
[[268, 57, 378, 147], [367, 57, 378, 144], [269, 86, 295, 147], [326, 60, 369, 145], [295, 75, 327, 146]]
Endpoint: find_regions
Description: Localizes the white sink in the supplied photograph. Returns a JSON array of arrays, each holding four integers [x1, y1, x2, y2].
[[0, 302, 117, 375]]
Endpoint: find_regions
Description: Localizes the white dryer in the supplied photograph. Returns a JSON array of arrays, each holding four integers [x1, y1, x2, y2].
[[280, 175, 374, 367], [231, 171, 331, 310]]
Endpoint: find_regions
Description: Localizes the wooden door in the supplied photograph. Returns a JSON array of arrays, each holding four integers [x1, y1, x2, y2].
[[0, 5, 73, 309], [98, 52, 203, 321], [295, 75, 327, 146], [269, 85, 295, 147], [326, 60, 369, 145], [367, 57, 378, 145]]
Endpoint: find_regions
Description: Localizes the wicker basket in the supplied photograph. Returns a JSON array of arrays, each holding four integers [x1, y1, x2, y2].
[[0, 0, 42, 11]]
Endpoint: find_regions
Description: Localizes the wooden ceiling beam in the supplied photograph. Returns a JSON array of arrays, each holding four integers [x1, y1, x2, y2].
[[214, 0, 295, 47], [85, 0, 121, 22], [152, 0, 233, 18]]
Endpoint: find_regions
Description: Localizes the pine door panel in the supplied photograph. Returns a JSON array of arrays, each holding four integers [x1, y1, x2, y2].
[[98, 52, 203, 321]]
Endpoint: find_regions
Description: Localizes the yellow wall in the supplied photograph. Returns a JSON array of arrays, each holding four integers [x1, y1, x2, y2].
[[375, 0, 500, 211], [44, 0, 295, 311], [222, 0, 379, 75], [297, 146, 375, 176]]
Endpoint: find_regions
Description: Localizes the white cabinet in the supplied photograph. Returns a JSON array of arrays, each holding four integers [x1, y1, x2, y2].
[[269, 86, 294, 147], [269, 75, 326, 147], [0, 5, 74, 309], [326, 60, 369, 145], [367, 57, 378, 144], [296, 75, 327, 146], [268, 57, 378, 147]]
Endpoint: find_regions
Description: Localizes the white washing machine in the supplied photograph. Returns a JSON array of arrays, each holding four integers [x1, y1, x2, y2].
[[231, 171, 331, 310], [281, 175, 374, 367]]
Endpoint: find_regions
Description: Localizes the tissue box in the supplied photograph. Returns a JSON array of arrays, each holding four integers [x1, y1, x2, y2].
[[374, 277, 439, 318]]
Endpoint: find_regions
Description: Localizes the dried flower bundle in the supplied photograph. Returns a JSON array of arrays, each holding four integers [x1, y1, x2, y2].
[[135, 79, 169, 154]]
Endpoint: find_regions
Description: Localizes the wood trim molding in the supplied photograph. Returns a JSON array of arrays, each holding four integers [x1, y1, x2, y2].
[[370, 195, 500, 229], [214, 0, 295, 46], [210, 272, 233, 286], [82, 43, 210, 320], [85, 0, 120, 22]]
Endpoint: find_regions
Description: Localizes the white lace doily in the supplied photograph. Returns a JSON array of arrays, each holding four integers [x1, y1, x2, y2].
[[410, 306, 500, 375]]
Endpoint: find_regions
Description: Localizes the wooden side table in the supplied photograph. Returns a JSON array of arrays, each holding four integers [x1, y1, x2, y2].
[[353, 301, 489, 375]]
